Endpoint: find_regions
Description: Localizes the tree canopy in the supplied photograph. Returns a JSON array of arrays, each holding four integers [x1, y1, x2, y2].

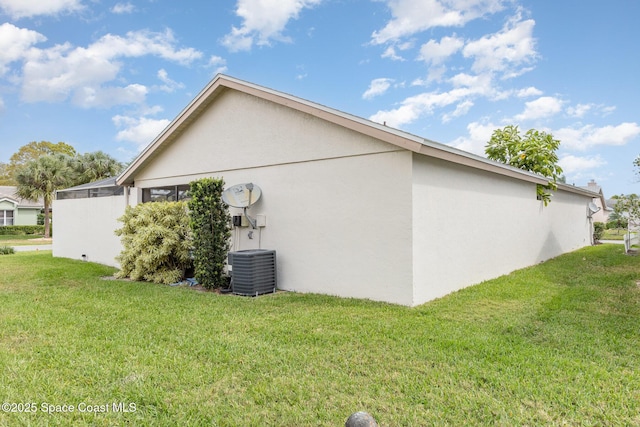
[[70, 151, 124, 185], [485, 125, 563, 205], [612, 194, 640, 229], [6, 141, 77, 183], [14, 154, 72, 238], [0, 162, 12, 185], [8, 141, 125, 238]]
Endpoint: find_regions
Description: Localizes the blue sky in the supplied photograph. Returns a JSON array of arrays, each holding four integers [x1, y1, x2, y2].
[[0, 0, 638, 196]]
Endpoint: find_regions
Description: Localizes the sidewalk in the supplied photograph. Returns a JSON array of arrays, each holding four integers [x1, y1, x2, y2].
[[11, 245, 52, 252]]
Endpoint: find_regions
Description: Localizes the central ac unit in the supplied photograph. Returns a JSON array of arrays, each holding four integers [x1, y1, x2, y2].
[[228, 249, 277, 296]]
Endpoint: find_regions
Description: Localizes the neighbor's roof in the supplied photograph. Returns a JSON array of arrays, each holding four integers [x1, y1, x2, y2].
[[58, 177, 118, 192], [579, 181, 611, 210], [0, 186, 44, 208], [116, 74, 598, 199]]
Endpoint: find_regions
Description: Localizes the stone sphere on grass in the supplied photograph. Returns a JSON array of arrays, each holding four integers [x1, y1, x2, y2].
[[345, 411, 378, 427]]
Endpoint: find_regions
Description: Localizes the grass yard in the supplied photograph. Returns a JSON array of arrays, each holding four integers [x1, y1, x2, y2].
[[601, 228, 627, 241], [0, 246, 639, 426], [0, 234, 49, 246]]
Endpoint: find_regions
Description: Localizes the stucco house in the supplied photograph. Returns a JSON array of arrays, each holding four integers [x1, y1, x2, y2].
[[54, 75, 598, 306], [580, 180, 611, 224], [0, 186, 43, 226]]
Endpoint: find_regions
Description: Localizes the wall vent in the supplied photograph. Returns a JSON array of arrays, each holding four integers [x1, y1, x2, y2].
[[228, 249, 277, 296]]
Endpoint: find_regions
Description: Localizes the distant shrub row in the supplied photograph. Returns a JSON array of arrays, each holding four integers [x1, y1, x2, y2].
[[0, 225, 45, 235]]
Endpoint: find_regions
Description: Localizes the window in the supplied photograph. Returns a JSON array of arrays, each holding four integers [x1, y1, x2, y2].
[[1, 210, 14, 226], [142, 185, 190, 203], [56, 186, 124, 200]]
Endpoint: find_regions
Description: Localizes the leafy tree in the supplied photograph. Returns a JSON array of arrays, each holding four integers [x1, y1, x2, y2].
[[634, 155, 640, 179], [0, 162, 13, 185], [485, 125, 563, 205], [70, 151, 124, 185], [612, 194, 640, 229], [606, 210, 628, 231], [8, 141, 76, 179], [14, 153, 73, 238]]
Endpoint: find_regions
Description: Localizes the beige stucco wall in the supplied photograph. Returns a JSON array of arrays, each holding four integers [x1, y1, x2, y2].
[[52, 87, 595, 306], [133, 90, 400, 185], [130, 90, 416, 304], [53, 194, 132, 267], [411, 155, 591, 305], [146, 150, 414, 304]]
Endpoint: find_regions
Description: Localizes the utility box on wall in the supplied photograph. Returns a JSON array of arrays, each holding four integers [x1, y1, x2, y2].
[[228, 249, 277, 296]]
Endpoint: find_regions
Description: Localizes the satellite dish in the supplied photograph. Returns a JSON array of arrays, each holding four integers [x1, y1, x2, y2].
[[587, 202, 600, 218], [222, 183, 262, 208]]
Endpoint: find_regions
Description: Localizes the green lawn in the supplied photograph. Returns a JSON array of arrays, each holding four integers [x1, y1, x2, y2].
[[601, 228, 627, 241], [1, 246, 639, 426]]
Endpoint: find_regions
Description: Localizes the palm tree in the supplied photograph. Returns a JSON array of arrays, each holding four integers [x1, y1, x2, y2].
[[15, 154, 72, 239], [71, 151, 124, 185]]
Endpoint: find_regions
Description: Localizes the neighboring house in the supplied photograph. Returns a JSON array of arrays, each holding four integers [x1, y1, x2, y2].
[[53, 75, 599, 306], [0, 186, 43, 226], [580, 180, 611, 223]]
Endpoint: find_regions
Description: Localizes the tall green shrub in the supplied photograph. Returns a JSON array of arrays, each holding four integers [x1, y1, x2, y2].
[[593, 222, 605, 243], [188, 177, 231, 290], [115, 201, 192, 284]]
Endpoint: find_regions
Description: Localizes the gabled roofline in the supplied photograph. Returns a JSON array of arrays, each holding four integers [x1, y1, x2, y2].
[[0, 197, 19, 206], [115, 74, 596, 199]]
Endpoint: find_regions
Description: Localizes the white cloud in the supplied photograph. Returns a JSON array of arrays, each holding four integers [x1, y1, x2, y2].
[[0, 0, 83, 18], [0, 23, 46, 75], [370, 72, 493, 127], [73, 84, 148, 108], [442, 99, 474, 123], [558, 154, 606, 175], [113, 115, 171, 148], [363, 78, 394, 100], [207, 55, 228, 75], [462, 13, 537, 77], [381, 46, 404, 61], [555, 122, 640, 151], [516, 86, 542, 98], [449, 121, 497, 155], [369, 86, 481, 127], [156, 69, 184, 93], [371, 0, 506, 44], [513, 96, 563, 121], [566, 103, 616, 119], [566, 103, 592, 118], [20, 29, 202, 107], [221, 0, 323, 51], [417, 35, 464, 65], [111, 2, 135, 14], [89, 30, 201, 65]]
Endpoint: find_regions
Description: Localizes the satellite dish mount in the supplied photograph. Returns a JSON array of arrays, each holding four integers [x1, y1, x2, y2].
[[587, 202, 600, 218], [222, 183, 262, 229]]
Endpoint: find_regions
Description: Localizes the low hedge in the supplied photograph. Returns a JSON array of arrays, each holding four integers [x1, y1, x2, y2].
[[0, 225, 45, 235]]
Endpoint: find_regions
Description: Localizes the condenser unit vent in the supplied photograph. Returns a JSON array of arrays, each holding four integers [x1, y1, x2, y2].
[[228, 249, 277, 296]]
